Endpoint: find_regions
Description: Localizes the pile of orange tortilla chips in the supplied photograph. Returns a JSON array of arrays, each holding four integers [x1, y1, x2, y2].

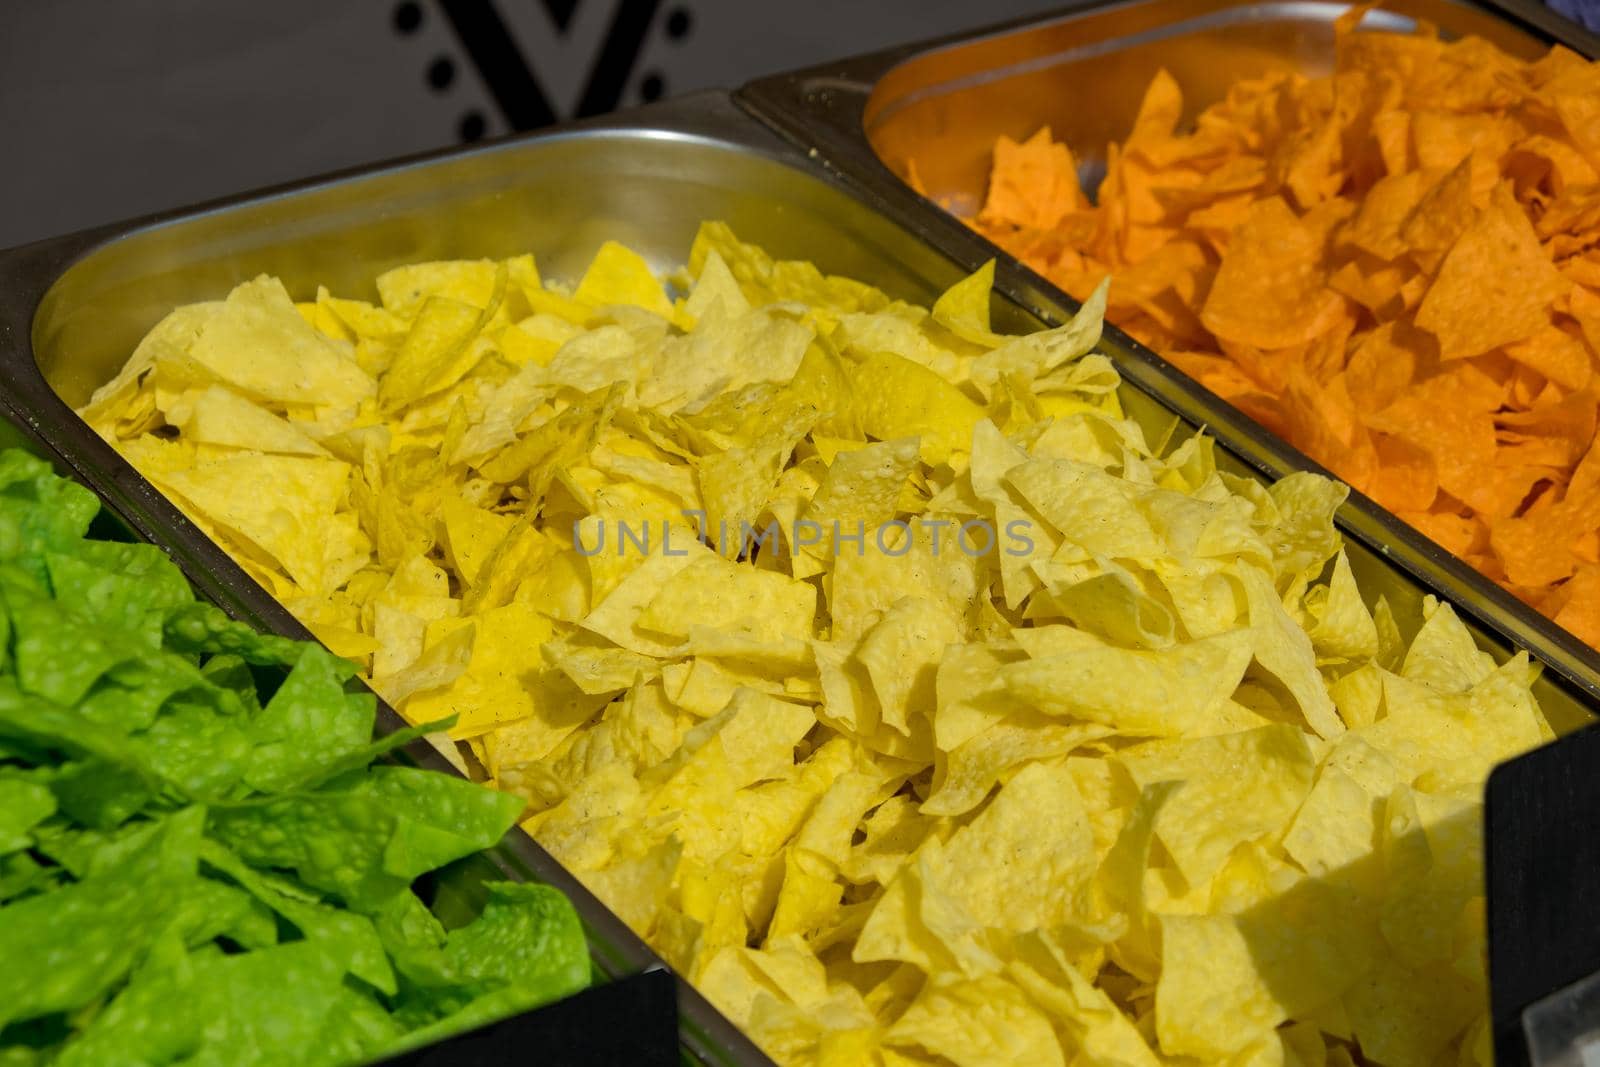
[[968, 7, 1600, 646]]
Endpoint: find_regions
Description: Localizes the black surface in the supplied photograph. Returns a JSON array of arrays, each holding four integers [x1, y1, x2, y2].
[[576, 0, 661, 117], [438, 0, 559, 130], [379, 969, 681, 1066], [1487, 725, 1600, 1067]]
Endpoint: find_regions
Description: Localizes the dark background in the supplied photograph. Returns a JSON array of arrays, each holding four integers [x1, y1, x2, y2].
[[4, 0, 1597, 251], [0, 0, 1066, 249]]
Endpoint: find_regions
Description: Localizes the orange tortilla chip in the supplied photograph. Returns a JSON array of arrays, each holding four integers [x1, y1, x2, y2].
[[1547, 64, 1600, 157], [1200, 198, 1348, 349], [1498, 389, 1598, 469], [1368, 389, 1496, 507], [1368, 433, 1438, 513], [1491, 509, 1581, 587], [1559, 257, 1600, 290], [1463, 464, 1562, 521], [1570, 436, 1600, 501], [1401, 509, 1486, 559], [1551, 564, 1600, 646], [1123, 68, 1187, 165], [1343, 170, 1432, 260], [951, 22, 1600, 650], [1184, 194, 1258, 251], [1328, 254, 1412, 317], [1280, 112, 1343, 210], [1504, 325, 1593, 391], [1399, 159, 1479, 268], [1507, 135, 1599, 195], [1415, 186, 1570, 359], [1284, 361, 1365, 462], [1344, 322, 1422, 410], [979, 128, 1085, 232], [1411, 111, 1514, 177], [1372, 110, 1413, 177], [1537, 186, 1600, 248]]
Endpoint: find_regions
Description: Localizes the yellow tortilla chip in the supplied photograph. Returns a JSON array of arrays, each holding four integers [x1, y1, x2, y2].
[[188, 275, 374, 409], [157, 453, 369, 597], [377, 258, 503, 316], [886, 974, 1063, 1067], [575, 240, 675, 320], [930, 260, 1007, 348], [380, 286, 500, 413], [638, 556, 817, 644], [165, 385, 331, 456], [854, 357, 984, 469], [1118, 725, 1316, 888]]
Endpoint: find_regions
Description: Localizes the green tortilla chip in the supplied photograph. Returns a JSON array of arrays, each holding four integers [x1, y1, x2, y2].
[[0, 853, 54, 904], [128, 697, 254, 800], [77, 652, 248, 734], [0, 807, 203, 1029], [243, 643, 375, 792], [0, 452, 99, 583], [43, 758, 154, 830], [43, 542, 191, 647], [57, 938, 387, 1067], [201, 840, 395, 994], [5, 596, 139, 708], [443, 882, 590, 1000], [369, 766, 527, 879], [161, 601, 306, 666], [208, 766, 521, 913], [0, 778, 55, 854], [196, 653, 262, 714], [382, 883, 590, 1057]]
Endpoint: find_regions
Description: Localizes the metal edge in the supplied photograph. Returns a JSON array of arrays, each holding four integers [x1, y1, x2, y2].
[[732, 1, 1600, 707], [0, 89, 786, 1067]]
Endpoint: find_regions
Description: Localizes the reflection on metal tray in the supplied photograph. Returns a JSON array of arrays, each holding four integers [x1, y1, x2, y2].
[[862, 0, 1556, 214], [736, 0, 1600, 719]]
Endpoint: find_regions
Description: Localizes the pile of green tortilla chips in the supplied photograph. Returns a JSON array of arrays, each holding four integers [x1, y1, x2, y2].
[[0, 449, 590, 1065]]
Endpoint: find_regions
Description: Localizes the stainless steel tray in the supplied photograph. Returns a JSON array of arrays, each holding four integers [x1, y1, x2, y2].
[[1, 84, 1596, 1066], [737, 0, 1600, 717], [0, 94, 818, 1067]]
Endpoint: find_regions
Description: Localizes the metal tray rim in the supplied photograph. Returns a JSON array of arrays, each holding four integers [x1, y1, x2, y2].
[[863, 2, 1420, 132]]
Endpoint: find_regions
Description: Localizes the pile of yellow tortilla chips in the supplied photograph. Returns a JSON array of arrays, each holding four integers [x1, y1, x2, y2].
[[86, 226, 1552, 1067], [967, 5, 1600, 648]]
